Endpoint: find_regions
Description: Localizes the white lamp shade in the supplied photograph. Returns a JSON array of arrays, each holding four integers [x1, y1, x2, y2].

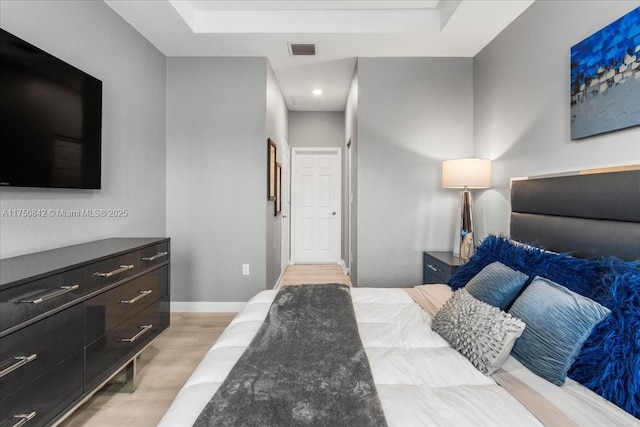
[[442, 158, 492, 189]]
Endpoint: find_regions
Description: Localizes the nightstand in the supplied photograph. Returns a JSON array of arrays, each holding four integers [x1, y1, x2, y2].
[[423, 251, 465, 284]]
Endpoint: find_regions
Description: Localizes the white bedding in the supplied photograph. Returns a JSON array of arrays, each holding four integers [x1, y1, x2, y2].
[[160, 286, 639, 426], [160, 288, 541, 426]]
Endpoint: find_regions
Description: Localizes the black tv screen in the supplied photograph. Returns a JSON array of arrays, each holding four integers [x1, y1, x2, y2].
[[0, 28, 102, 189]]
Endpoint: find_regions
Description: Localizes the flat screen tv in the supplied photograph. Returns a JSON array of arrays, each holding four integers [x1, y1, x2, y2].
[[0, 28, 102, 189]]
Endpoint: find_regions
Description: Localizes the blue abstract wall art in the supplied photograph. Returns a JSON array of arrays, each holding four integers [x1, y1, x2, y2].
[[570, 7, 640, 139]]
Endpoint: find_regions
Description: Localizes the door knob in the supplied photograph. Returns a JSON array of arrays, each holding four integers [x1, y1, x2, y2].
[[331, 212, 336, 216]]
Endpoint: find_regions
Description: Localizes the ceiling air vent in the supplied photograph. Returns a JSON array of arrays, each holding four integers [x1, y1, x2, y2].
[[289, 43, 316, 56]]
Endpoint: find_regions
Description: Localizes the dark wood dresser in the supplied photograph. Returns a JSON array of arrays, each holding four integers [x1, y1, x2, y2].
[[0, 238, 170, 427]]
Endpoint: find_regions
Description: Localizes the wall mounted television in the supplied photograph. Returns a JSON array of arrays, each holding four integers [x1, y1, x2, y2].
[[0, 28, 102, 189]]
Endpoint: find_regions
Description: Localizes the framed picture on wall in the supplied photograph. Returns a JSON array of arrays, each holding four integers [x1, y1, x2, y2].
[[570, 6, 640, 139], [275, 162, 282, 216], [268, 139, 277, 201]]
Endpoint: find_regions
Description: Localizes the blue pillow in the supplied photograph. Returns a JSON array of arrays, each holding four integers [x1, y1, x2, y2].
[[508, 276, 611, 386], [465, 261, 528, 310]]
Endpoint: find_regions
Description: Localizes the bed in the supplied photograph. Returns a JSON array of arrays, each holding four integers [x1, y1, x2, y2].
[[159, 169, 640, 426]]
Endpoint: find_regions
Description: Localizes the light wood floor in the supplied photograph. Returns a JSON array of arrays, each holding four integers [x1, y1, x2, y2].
[[280, 263, 351, 286], [59, 312, 236, 427], [59, 264, 349, 426]]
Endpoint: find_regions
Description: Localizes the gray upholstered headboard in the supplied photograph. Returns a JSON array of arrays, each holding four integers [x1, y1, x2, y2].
[[510, 169, 640, 261]]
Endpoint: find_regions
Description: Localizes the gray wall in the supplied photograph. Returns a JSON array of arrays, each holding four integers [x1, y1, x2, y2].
[[166, 57, 269, 302], [266, 63, 289, 289], [0, 0, 167, 258], [356, 58, 474, 287], [473, 0, 640, 239], [289, 112, 345, 148]]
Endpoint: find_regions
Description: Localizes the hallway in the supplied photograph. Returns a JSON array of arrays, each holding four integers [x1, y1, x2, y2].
[[280, 264, 351, 287]]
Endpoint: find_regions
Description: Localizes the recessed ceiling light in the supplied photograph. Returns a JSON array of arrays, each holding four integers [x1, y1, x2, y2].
[[312, 89, 323, 96]]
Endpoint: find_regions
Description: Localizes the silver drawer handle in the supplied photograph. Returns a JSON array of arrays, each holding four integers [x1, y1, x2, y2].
[[426, 264, 441, 272], [119, 324, 153, 343], [141, 252, 168, 262], [18, 285, 79, 304], [12, 412, 36, 427], [94, 265, 134, 278], [119, 290, 153, 304], [0, 354, 37, 378]]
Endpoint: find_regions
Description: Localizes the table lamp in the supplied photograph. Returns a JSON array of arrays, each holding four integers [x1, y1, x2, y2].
[[442, 158, 492, 260]]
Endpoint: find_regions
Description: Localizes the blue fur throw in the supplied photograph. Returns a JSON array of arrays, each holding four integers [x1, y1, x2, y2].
[[568, 258, 640, 418], [448, 235, 640, 417]]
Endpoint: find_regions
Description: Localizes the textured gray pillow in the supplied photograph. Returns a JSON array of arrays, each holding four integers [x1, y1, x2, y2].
[[465, 261, 528, 310], [432, 288, 526, 375]]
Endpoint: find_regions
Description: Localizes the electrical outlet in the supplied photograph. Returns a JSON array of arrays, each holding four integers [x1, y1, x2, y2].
[[242, 264, 250, 275]]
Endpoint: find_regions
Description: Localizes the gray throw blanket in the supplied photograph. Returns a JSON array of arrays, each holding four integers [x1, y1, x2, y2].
[[193, 284, 388, 427]]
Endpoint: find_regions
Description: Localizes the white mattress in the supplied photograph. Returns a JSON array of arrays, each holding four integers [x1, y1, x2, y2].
[[159, 288, 542, 426]]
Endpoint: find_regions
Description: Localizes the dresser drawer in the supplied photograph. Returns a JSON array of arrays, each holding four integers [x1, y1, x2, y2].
[[0, 267, 85, 334], [424, 269, 447, 284], [139, 242, 169, 270], [0, 305, 84, 398], [86, 251, 142, 293], [0, 350, 83, 427], [423, 257, 450, 282], [424, 267, 449, 283], [85, 266, 168, 344], [86, 243, 169, 294], [85, 296, 169, 390]]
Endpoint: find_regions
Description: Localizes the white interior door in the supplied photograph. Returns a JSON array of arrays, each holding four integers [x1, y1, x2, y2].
[[292, 148, 341, 263], [281, 140, 291, 272]]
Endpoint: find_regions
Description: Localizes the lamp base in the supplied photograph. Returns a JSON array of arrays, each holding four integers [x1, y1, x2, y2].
[[460, 231, 475, 260], [452, 189, 475, 261]]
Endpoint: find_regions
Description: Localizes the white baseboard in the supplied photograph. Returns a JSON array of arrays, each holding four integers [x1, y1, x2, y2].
[[274, 270, 284, 290], [337, 259, 349, 275], [171, 301, 246, 313]]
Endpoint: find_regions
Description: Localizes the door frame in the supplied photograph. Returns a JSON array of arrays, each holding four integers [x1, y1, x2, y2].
[[347, 139, 352, 274], [280, 139, 291, 273], [291, 147, 342, 264]]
